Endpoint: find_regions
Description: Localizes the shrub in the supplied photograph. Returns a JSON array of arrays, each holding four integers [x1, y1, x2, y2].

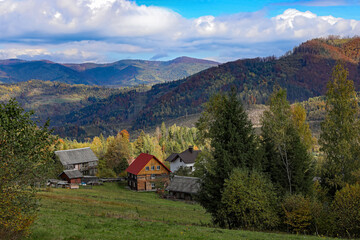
[[332, 183, 360, 238], [221, 168, 280, 230], [282, 194, 312, 234], [173, 166, 193, 177], [97, 168, 117, 178], [311, 182, 336, 236]]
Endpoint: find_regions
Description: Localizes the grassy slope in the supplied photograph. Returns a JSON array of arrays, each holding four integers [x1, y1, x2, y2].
[[29, 183, 339, 240]]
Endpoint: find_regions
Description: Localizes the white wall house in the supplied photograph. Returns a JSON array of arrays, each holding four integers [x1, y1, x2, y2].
[[165, 146, 201, 173]]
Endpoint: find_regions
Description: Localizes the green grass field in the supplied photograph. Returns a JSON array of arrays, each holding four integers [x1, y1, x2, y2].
[[29, 183, 340, 240]]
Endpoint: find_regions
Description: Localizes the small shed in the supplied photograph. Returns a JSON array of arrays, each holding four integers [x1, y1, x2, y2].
[[166, 175, 200, 200], [59, 169, 83, 184]]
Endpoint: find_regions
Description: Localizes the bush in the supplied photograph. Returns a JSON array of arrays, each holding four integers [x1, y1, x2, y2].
[[332, 183, 360, 238], [97, 168, 117, 178], [173, 166, 193, 177], [311, 182, 336, 236], [221, 168, 280, 230], [282, 194, 312, 234]]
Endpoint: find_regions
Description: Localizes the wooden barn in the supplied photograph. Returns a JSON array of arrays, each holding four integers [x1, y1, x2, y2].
[[166, 175, 200, 200], [126, 153, 171, 191], [55, 147, 98, 176]]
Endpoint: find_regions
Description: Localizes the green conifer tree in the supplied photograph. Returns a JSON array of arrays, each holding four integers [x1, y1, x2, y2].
[[196, 89, 261, 227]]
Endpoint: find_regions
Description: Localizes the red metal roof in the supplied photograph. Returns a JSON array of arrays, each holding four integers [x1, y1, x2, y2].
[[126, 153, 171, 175]]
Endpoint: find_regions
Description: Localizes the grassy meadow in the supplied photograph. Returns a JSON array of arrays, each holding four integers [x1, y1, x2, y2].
[[29, 183, 340, 240]]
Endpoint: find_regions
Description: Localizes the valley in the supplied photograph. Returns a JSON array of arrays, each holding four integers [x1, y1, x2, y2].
[[1, 37, 359, 139]]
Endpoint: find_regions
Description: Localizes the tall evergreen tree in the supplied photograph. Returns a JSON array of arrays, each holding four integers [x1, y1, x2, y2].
[[319, 63, 360, 196], [261, 88, 313, 195], [196, 89, 261, 226]]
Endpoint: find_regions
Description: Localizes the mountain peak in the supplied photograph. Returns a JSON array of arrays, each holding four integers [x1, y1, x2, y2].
[[169, 56, 219, 65]]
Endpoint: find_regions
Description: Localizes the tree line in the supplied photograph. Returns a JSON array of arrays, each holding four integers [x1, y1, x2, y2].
[[56, 123, 199, 177], [195, 63, 360, 237]]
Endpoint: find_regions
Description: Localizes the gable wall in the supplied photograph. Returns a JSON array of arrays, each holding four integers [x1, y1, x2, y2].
[[138, 157, 169, 175]]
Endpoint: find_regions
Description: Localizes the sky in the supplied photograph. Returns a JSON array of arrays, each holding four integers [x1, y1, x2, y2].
[[0, 0, 359, 63]]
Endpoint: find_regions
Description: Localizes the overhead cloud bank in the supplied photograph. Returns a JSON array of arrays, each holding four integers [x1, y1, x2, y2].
[[0, 0, 359, 62]]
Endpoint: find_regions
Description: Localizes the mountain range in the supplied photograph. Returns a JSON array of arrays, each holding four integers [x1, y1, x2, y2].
[[1, 37, 360, 139], [0, 57, 218, 87]]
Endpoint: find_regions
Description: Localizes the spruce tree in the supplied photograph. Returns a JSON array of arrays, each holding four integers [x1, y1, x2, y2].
[[196, 89, 261, 226]]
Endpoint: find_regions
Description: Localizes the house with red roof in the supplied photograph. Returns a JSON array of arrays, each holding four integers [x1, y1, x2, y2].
[[126, 153, 171, 191]]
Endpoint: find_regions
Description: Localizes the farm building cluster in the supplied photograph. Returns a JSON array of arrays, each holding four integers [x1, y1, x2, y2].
[[49, 147, 102, 188], [51, 146, 201, 200]]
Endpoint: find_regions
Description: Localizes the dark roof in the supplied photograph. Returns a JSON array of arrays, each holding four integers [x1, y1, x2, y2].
[[55, 147, 98, 165], [60, 169, 83, 179], [126, 153, 171, 175], [166, 175, 201, 194], [166, 147, 201, 164], [165, 153, 178, 162], [179, 148, 201, 164]]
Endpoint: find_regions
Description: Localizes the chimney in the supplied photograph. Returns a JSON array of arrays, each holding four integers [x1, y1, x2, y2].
[[189, 146, 193, 153]]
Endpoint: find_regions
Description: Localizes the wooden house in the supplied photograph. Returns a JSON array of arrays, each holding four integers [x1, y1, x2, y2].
[[55, 147, 98, 176], [165, 146, 201, 173], [126, 153, 171, 191], [166, 175, 200, 200]]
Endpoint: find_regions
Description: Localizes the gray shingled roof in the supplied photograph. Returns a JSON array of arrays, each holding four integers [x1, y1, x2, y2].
[[166, 175, 201, 194], [166, 147, 201, 164], [55, 147, 98, 166], [61, 169, 83, 179]]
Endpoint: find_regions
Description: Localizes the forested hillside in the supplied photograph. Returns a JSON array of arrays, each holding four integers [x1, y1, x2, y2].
[[134, 37, 360, 129], [0, 57, 218, 87], [1, 37, 359, 139], [54, 37, 360, 137], [0, 80, 130, 124]]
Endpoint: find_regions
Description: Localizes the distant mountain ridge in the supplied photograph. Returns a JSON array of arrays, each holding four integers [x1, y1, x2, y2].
[[56, 37, 360, 136], [1, 37, 360, 139], [0, 57, 219, 87]]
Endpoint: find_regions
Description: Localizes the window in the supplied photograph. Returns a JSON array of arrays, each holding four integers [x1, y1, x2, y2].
[[151, 166, 155, 170], [145, 166, 149, 171], [157, 166, 160, 170], [151, 174, 156, 179], [151, 183, 156, 189]]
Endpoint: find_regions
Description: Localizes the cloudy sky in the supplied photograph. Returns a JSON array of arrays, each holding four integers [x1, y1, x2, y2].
[[0, 0, 359, 63]]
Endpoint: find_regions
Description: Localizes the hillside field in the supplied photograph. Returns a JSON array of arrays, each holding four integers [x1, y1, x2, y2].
[[29, 183, 341, 240]]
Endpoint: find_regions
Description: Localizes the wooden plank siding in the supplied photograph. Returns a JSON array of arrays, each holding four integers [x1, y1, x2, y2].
[[127, 156, 170, 191]]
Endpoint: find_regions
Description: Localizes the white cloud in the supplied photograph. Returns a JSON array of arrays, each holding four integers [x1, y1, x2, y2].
[[0, 41, 152, 63], [0, 0, 182, 37], [0, 0, 359, 62]]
